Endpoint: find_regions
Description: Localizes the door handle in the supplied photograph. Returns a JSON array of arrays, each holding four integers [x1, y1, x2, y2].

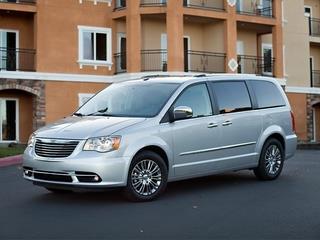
[[207, 122, 218, 128], [222, 120, 232, 126]]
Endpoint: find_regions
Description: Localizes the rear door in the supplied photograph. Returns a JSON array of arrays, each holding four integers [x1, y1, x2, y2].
[[209, 81, 262, 169]]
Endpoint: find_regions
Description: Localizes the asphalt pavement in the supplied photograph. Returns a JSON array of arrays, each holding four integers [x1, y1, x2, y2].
[[0, 150, 319, 240]]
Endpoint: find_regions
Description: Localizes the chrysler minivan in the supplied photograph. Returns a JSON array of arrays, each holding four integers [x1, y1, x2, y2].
[[23, 75, 297, 201]]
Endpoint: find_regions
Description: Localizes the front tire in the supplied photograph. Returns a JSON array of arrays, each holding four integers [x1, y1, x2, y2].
[[254, 138, 285, 180], [124, 151, 168, 202]]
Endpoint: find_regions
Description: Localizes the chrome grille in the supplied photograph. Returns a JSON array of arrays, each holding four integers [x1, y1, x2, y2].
[[35, 139, 79, 158]]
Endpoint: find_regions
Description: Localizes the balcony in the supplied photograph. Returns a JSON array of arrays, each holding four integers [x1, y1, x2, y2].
[[183, 0, 224, 12], [114, 0, 126, 10], [237, 55, 274, 76], [0, 0, 36, 4], [236, 0, 273, 18], [114, 52, 127, 74], [140, 0, 166, 7], [186, 51, 226, 73], [0, 48, 36, 71], [309, 18, 320, 37], [141, 49, 167, 72], [312, 70, 320, 88]]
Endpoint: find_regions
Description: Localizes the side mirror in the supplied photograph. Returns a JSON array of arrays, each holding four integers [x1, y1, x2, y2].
[[173, 106, 193, 121]]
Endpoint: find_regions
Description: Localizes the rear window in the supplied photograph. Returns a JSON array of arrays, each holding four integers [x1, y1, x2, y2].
[[211, 81, 252, 114], [251, 81, 286, 109]]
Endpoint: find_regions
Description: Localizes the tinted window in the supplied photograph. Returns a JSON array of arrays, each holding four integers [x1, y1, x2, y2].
[[174, 84, 212, 118], [76, 82, 179, 118], [251, 81, 286, 109], [212, 81, 252, 114]]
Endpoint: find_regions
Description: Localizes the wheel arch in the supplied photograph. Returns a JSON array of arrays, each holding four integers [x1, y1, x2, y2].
[[257, 126, 286, 155]]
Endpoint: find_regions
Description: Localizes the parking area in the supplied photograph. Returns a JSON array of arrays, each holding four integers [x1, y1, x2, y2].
[[0, 150, 319, 240]]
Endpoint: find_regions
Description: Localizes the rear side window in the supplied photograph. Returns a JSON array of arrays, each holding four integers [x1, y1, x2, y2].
[[251, 81, 286, 109], [211, 81, 252, 114]]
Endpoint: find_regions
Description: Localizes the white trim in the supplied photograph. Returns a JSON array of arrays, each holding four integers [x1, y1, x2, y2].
[[78, 25, 112, 70], [0, 70, 196, 83], [79, 0, 112, 6], [286, 86, 320, 95], [0, 98, 19, 143]]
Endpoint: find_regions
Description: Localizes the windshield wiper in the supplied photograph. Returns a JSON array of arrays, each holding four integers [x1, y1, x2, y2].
[[73, 112, 84, 117], [87, 107, 109, 116]]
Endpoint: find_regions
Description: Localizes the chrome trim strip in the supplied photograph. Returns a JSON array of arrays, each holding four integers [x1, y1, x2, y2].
[[179, 141, 256, 156], [173, 153, 258, 169]]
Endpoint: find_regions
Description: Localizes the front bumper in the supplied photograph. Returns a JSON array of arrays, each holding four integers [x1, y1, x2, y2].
[[22, 146, 131, 189]]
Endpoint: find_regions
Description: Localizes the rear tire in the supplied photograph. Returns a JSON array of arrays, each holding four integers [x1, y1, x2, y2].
[[124, 151, 168, 202], [254, 138, 284, 180]]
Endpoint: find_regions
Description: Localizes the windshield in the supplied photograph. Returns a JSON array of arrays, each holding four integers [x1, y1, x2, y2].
[[75, 81, 179, 118]]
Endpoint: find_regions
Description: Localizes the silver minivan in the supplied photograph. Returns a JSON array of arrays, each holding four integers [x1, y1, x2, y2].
[[23, 75, 297, 201]]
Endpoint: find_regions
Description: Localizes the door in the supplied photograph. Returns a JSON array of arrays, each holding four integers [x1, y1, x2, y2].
[[0, 99, 18, 142], [262, 44, 273, 75], [161, 33, 167, 71], [184, 37, 189, 72], [117, 34, 126, 71], [310, 57, 314, 87], [0, 31, 18, 71], [171, 83, 220, 177], [237, 41, 244, 73], [209, 81, 262, 168]]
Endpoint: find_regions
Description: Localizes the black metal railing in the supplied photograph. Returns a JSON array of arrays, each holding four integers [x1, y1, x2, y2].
[[237, 55, 275, 76], [114, 52, 127, 74], [183, 0, 224, 11], [0, 48, 36, 71], [0, 0, 36, 4], [141, 50, 167, 72], [140, 0, 166, 7], [187, 51, 226, 73], [114, 0, 126, 10], [309, 18, 320, 37], [312, 70, 320, 88], [236, 0, 273, 18]]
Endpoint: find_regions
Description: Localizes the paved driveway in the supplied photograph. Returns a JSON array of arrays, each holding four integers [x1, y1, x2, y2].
[[0, 150, 319, 240]]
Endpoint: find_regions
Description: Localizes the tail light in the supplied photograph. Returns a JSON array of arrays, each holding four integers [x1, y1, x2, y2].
[[290, 111, 296, 133]]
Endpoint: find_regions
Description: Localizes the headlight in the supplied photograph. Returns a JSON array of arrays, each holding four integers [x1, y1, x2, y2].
[[83, 136, 121, 153], [27, 133, 36, 147]]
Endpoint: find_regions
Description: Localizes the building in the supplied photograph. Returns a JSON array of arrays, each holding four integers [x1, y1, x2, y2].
[[0, 0, 319, 144]]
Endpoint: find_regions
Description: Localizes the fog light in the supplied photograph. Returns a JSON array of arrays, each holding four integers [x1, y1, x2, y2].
[[24, 170, 32, 177], [94, 176, 100, 182]]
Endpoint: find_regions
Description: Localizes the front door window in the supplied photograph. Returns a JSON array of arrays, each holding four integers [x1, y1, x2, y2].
[[0, 99, 18, 141]]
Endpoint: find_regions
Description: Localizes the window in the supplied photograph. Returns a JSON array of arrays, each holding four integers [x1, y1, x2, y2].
[[250, 81, 286, 109], [0, 98, 18, 142], [304, 6, 312, 17], [78, 26, 112, 69], [211, 81, 252, 114], [174, 84, 212, 118], [262, 44, 273, 75]]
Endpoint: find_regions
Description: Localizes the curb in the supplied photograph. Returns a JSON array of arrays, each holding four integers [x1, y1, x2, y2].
[[0, 155, 23, 167]]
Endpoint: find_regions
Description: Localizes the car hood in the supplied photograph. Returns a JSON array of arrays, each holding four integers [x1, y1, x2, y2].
[[35, 116, 146, 140]]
